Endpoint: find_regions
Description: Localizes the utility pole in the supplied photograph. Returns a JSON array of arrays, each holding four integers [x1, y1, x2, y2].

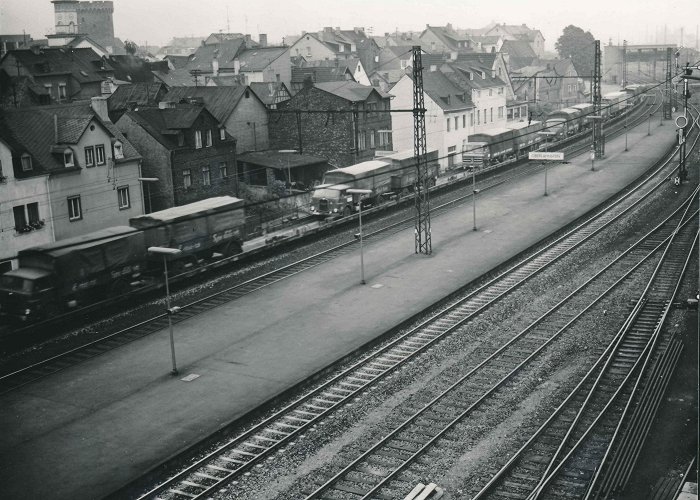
[[622, 40, 627, 88], [412, 46, 431, 255], [677, 62, 700, 181], [664, 47, 673, 120], [592, 40, 604, 159]]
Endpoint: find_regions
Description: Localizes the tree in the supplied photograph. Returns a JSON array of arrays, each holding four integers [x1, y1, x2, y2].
[[124, 39, 137, 55], [555, 25, 595, 77]]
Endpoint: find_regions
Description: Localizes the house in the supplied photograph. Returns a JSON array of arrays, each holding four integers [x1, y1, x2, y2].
[[390, 69, 475, 172], [248, 82, 291, 109], [156, 36, 206, 57], [470, 35, 503, 54], [419, 24, 474, 54], [0, 98, 143, 244], [269, 80, 393, 167], [483, 23, 546, 58], [369, 45, 418, 91], [106, 81, 168, 122], [234, 46, 291, 88], [0, 47, 115, 107], [1, 35, 36, 57], [287, 32, 337, 63], [500, 40, 538, 70], [165, 85, 269, 153], [317, 27, 381, 74], [511, 58, 583, 113], [115, 100, 238, 211], [108, 54, 163, 83], [184, 38, 246, 76], [290, 62, 356, 95]]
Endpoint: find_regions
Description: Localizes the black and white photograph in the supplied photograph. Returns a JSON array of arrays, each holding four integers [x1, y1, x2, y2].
[[0, 1, 698, 498]]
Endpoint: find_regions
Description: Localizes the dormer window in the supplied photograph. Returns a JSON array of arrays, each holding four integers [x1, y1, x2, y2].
[[205, 130, 213, 147], [113, 140, 124, 159], [63, 148, 74, 167], [219, 128, 226, 141], [195, 130, 202, 149], [21, 153, 33, 171]]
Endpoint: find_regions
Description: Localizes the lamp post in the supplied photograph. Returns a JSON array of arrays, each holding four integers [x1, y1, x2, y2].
[[138, 177, 159, 214], [347, 188, 372, 284], [279, 150, 297, 197], [648, 113, 652, 136], [469, 165, 479, 231], [148, 246, 182, 375], [537, 131, 556, 196]]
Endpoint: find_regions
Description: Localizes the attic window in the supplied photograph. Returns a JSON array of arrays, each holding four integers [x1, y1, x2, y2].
[[80, 70, 89, 77], [21, 153, 33, 171], [63, 148, 75, 167], [113, 140, 124, 159], [245, 90, 250, 98]]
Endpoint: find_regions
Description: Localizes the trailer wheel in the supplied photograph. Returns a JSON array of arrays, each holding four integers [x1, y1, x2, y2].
[[222, 241, 242, 257]]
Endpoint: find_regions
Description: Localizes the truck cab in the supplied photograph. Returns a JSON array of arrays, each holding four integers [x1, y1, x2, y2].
[[0, 268, 57, 322], [309, 183, 355, 218]]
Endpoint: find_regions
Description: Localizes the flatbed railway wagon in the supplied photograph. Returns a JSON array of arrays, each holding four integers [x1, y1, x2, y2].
[[602, 91, 628, 118], [462, 128, 515, 168], [309, 151, 438, 218], [0, 227, 147, 321], [129, 196, 247, 263], [505, 120, 544, 157]]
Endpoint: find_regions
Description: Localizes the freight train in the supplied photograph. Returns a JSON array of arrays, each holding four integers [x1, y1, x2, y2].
[[0, 197, 246, 322], [463, 84, 651, 167]]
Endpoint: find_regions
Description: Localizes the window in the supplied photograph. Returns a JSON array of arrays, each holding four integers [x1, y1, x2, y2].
[[477, 110, 480, 125], [490, 108, 493, 122], [84, 146, 95, 167], [378, 130, 391, 147], [202, 166, 211, 186], [489, 89, 493, 96], [44, 84, 53, 99], [306, 46, 311, 57], [463, 115, 466, 128], [95, 145, 105, 165], [358, 131, 366, 150], [59, 83, 67, 99], [13, 206, 26, 232], [448, 146, 456, 167], [117, 186, 130, 209], [446, 119, 450, 132], [113, 141, 123, 159], [27, 202, 40, 224], [219, 128, 226, 141], [498, 106, 504, 118], [68, 196, 82, 221], [21, 153, 32, 171], [369, 130, 375, 148], [63, 148, 74, 167], [470, 113, 474, 126], [498, 86, 504, 95], [219, 162, 228, 178], [454, 117, 458, 130], [183, 169, 192, 189], [195, 130, 202, 149], [205, 129, 213, 147]]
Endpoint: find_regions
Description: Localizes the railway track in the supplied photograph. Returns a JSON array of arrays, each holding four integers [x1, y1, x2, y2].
[[471, 198, 697, 500], [129, 103, 694, 500], [0, 92, 669, 393]]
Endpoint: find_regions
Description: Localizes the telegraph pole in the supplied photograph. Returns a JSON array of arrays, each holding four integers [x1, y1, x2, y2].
[[664, 47, 673, 120], [622, 40, 628, 88], [677, 62, 700, 181], [412, 46, 432, 255]]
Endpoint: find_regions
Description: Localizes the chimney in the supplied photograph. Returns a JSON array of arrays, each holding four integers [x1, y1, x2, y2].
[[212, 58, 219, 76], [91, 96, 110, 122], [303, 75, 314, 89], [259, 34, 267, 47], [324, 27, 333, 33]]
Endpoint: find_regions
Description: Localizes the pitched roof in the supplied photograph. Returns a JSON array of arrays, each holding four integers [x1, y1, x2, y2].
[[163, 55, 189, 69], [152, 68, 200, 87], [186, 39, 245, 72], [108, 82, 167, 111], [421, 25, 472, 51], [500, 40, 537, 59], [108, 54, 158, 82], [164, 85, 251, 123], [236, 46, 288, 71], [291, 66, 353, 85], [237, 151, 327, 170], [0, 101, 139, 176], [420, 70, 474, 111], [248, 82, 291, 106], [314, 81, 391, 101], [6, 47, 113, 84], [120, 103, 211, 148]]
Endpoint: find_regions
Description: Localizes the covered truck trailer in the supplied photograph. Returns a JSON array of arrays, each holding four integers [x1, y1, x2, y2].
[[129, 196, 246, 260], [0, 226, 146, 321]]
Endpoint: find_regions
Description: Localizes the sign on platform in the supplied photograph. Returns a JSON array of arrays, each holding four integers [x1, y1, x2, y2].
[[528, 152, 565, 161]]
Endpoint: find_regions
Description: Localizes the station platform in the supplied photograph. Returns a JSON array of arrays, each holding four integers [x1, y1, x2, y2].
[[0, 119, 684, 500]]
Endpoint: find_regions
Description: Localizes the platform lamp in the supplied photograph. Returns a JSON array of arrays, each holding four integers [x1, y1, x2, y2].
[[138, 177, 158, 214], [623, 102, 634, 151], [148, 246, 182, 375], [347, 188, 372, 284]]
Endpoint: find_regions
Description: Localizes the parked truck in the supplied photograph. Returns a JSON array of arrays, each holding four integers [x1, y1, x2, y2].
[[309, 150, 438, 218], [0, 226, 147, 322]]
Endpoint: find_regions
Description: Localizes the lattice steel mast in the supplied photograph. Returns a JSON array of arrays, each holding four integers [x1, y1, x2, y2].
[[592, 40, 605, 159], [664, 47, 673, 119], [412, 46, 431, 254], [621, 40, 628, 88]]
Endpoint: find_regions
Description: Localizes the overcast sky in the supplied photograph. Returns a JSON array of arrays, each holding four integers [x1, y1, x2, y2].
[[1, 0, 699, 51]]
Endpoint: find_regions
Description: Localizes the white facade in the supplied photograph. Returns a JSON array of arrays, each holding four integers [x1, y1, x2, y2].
[[471, 84, 508, 133], [0, 140, 54, 271], [390, 74, 475, 172]]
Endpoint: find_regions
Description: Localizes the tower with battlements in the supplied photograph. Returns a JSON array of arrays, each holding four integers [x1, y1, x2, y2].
[[49, 0, 115, 53]]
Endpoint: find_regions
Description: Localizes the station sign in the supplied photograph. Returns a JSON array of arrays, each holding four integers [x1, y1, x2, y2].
[[528, 152, 565, 161]]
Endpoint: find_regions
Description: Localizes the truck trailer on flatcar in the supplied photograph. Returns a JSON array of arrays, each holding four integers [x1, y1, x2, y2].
[[462, 128, 515, 167], [0, 227, 147, 321]]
